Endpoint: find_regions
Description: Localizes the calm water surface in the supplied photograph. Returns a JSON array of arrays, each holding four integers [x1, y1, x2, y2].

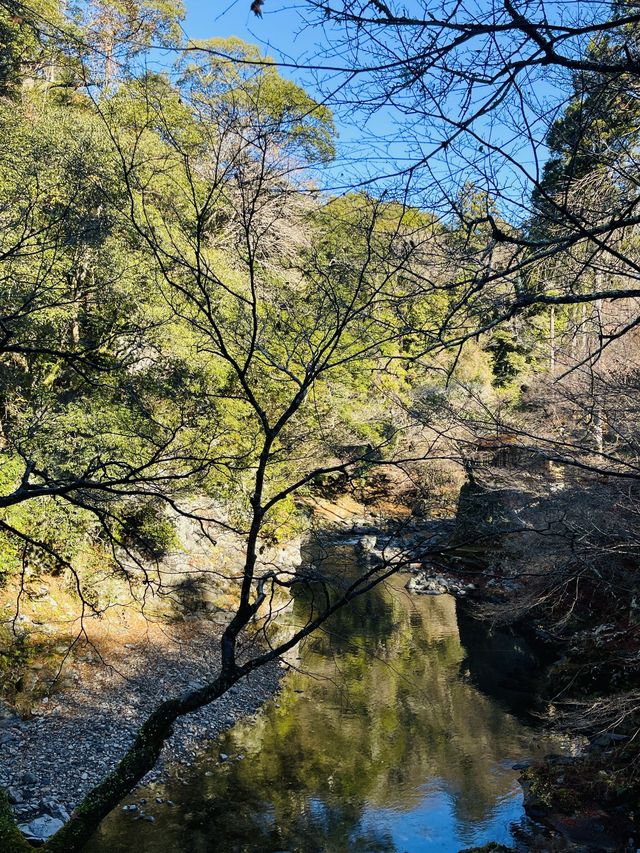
[[86, 539, 566, 852]]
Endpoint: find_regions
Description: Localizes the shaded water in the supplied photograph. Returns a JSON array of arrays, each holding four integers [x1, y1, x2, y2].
[[86, 539, 566, 852]]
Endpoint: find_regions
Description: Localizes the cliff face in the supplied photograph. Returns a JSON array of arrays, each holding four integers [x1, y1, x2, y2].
[[453, 479, 526, 550]]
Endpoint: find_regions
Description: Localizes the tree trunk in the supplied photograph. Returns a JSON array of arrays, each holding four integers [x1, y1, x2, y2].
[[593, 404, 604, 455]]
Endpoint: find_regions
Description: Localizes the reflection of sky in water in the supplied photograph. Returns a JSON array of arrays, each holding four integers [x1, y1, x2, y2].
[[360, 787, 524, 852], [86, 543, 568, 853]]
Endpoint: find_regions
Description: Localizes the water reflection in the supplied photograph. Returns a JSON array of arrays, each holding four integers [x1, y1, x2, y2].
[[86, 541, 564, 853]]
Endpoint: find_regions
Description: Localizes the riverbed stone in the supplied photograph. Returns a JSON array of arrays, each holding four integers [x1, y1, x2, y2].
[[18, 814, 64, 841], [39, 799, 70, 821]]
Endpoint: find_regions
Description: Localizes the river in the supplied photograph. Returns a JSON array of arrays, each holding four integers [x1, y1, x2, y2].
[[86, 536, 567, 852]]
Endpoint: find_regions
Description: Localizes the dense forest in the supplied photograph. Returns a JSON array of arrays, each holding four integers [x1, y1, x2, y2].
[[0, 0, 639, 850]]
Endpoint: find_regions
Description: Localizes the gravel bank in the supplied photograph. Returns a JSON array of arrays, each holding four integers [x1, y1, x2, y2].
[[0, 621, 282, 827]]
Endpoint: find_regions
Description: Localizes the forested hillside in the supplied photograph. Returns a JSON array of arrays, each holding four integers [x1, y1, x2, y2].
[[1, 0, 639, 849]]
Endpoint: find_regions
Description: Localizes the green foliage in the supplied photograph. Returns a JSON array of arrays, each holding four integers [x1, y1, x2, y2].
[[0, 1, 553, 675], [71, 0, 185, 86], [0, 631, 30, 699], [119, 502, 178, 561], [531, 19, 640, 237], [0, 2, 637, 847], [178, 38, 336, 163], [484, 329, 529, 387], [0, 0, 63, 95]]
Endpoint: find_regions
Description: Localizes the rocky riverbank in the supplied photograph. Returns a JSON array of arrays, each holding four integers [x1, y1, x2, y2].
[[0, 620, 282, 844], [518, 750, 637, 852]]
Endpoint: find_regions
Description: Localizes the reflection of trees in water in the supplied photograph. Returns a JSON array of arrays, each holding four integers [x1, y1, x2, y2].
[[90, 770, 397, 853], [186, 775, 396, 852], [88, 545, 560, 852], [246, 799, 397, 853], [293, 546, 399, 654], [456, 604, 551, 721], [221, 557, 559, 834]]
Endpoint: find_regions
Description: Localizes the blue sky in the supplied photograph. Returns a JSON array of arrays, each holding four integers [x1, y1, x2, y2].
[[174, 0, 567, 216], [182, 0, 323, 64], [177, 0, 425, 196]]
